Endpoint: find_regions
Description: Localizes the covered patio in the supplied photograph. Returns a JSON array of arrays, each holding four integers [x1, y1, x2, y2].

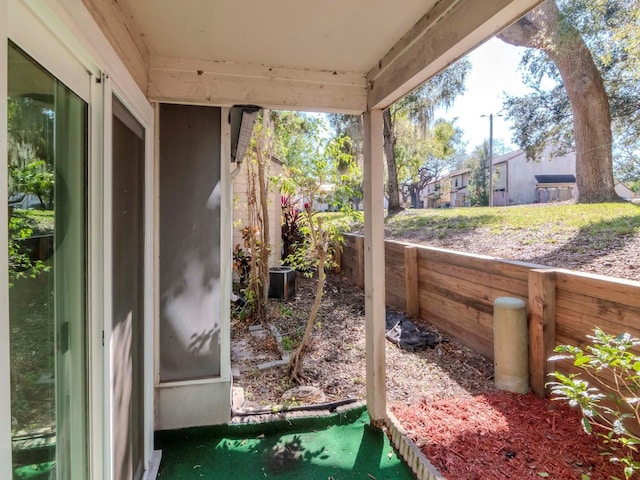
[[0, 0, 542, 478]]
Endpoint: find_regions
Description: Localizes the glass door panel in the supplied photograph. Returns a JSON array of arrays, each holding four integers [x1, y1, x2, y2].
[[7, 42, 88, 480]]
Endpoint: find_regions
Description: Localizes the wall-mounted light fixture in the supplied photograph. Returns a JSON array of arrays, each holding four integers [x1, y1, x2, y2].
[[230, 105, 261, 163]]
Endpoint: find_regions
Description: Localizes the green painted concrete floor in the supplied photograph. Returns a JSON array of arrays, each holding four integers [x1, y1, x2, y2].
[[155, 406, 414, 480]]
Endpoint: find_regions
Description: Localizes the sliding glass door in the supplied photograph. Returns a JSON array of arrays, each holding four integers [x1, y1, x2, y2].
[[7, 42, 88, 479]]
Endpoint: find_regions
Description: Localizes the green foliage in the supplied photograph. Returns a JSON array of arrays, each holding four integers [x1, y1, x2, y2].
[[396, 119, 464, 184], [466, 141, 490, 207], [283, 206, 342, 276], [281, 195, 304, 263], [281, 336, 293, 352], [7, 212, 50, 284], [394, 59, 472, 130], [385, 61, 471, 210], [503, 0, 640, 180], [549, 328, 640, 479], [9, 159, 54, 209]]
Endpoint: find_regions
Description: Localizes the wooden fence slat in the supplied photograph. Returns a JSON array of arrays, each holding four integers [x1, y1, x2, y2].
[[405, 246, 419, 318], [422, 259, 529, 298], [355, 236, 364, 288], [556, 291, 640, 335], [556, 271, 640, 308], [420, 289, 495, 331], [339, 232, 640, 403], [423, 270, 525, 310], [417, 246, 537, 281], [528, 269, 556, 398]]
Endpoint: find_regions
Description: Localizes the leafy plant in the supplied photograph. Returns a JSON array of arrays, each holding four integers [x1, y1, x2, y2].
[[9, 159, 54, 209], [281, 195, 304, 262], [232, 243, 251, 285], [281, 336, 293, 352], [7, 213, 49, 284], [548, 328, 640, 479]]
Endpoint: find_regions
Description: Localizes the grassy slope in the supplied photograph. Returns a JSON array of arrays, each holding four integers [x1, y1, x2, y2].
[[383, 203, 640, 240]]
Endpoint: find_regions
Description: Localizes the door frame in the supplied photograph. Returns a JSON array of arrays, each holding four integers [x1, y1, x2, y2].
[[1, 1, 156, 479]]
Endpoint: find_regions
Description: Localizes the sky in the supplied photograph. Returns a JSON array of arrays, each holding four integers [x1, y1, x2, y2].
[[434, 37, 533, 154]]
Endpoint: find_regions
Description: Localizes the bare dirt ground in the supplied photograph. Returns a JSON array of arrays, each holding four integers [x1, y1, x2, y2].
[[390, 218, 640, 283], [232, 273, 496, 411], [233, 208, 639, 410]]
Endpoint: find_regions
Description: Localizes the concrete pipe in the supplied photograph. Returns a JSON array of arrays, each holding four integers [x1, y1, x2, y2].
[[493, 297, 529, 394]]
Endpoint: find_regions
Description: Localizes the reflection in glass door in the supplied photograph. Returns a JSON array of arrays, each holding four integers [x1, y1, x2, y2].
[[7, 42, 88, 479]]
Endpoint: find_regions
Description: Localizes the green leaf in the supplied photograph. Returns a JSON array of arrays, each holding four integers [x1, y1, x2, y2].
[[574, 355, 592, 367], [582, 417, 593, 434], [537, 472, 549, 478]]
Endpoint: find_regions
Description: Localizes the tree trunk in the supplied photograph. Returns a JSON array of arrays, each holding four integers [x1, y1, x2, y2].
[[256, 112, 272, 305], [287, 234, 327, 384], [383, 108, 403, 212], [499, 0, 618, 203]]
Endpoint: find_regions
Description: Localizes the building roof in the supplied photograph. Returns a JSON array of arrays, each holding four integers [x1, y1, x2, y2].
[[535, 174, 576, 184], [493, 150, 524, 165], [448, 168, 471, 177]]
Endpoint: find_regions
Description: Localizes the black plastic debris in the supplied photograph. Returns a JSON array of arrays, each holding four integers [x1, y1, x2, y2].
[[385, 311, 439, 351]]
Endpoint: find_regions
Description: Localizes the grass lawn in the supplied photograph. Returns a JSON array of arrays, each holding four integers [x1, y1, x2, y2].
[[382, 202, 640, 238]]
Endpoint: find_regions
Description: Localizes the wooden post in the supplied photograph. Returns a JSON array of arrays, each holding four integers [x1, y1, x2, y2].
[[404, 246, 419, 319], [528, 269, 556, 398], [363, 109, 386, 425], [355, 236, 365, 288]]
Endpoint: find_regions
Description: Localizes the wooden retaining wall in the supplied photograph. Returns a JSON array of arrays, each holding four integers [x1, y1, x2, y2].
[[340, 233, 640, 397]]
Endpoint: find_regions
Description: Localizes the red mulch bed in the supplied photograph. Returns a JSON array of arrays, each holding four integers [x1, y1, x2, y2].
[[391, 392, 628, 480]]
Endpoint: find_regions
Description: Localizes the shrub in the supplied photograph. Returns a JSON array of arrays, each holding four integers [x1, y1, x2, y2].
[[549, 328, 640, 479]]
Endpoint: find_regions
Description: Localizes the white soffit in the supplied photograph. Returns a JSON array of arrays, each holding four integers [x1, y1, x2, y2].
[[121, 0, 436, 75]]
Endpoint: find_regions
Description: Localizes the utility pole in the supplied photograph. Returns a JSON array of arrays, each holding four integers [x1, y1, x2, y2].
[[482, 113, 502, 207], [488, 113, 494, 207]]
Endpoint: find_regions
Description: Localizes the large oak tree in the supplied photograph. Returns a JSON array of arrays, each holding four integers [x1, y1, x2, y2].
[[498, 0, 618, 203]]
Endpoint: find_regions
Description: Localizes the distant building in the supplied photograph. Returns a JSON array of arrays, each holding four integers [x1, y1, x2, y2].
[[448, 168, 471, 207], [491, 148, 577, 206], [419, 148, 578, 208]]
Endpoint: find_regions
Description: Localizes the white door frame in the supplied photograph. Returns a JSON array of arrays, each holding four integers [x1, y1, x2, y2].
[[0, 1, 11, 479], [2, 1, 155, 479]]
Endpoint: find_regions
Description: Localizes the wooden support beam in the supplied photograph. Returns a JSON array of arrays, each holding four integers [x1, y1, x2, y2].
[[367, 0, 542, 109], [528, 269, 556, 397], [363, 109, 386, 425], [355, 236, 365, 288], [404, 246, 419, 319], [149, 56, 367, 114]]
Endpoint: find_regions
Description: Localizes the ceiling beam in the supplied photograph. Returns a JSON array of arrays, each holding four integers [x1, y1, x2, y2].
[[148, 57, 367, 114], [82, 0, 150, 93], [367, 0, 543, 110]]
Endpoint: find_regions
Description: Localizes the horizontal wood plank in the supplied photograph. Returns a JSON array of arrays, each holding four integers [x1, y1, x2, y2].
[[556, 271, 640, 308]]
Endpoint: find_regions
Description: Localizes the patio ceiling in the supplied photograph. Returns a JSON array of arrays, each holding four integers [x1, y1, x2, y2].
[[84, 0, 542, 112]]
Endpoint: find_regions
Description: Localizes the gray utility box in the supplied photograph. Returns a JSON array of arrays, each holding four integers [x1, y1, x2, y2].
[[268, 267, 296, 300]]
